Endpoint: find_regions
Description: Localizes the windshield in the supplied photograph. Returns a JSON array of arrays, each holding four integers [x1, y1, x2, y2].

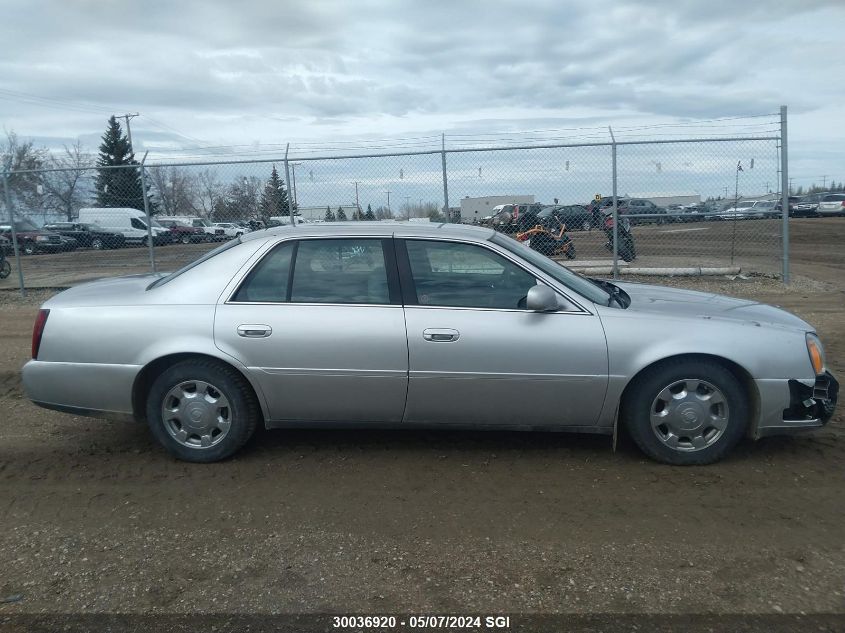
[[491, 233, 611, 305], [14, 219, 39, 232]]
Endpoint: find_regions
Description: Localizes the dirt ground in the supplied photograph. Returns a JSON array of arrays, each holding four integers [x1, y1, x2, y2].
[[0, 219, 843, 623]]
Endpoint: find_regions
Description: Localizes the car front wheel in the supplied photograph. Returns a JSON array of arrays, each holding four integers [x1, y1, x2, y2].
[[146, 359, 260, 462], [622, 359, 748, 465], [91, 237, 105, 250]]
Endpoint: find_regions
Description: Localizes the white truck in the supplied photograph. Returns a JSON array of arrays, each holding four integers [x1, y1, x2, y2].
[[77, 208, 171, 245]]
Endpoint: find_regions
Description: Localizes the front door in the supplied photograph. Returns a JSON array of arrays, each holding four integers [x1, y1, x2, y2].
[[214, 237, 408, 423], [398, 238, 608, 427]]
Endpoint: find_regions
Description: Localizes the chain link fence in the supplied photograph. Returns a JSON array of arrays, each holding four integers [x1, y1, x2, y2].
[[1, 112, 789, 293]]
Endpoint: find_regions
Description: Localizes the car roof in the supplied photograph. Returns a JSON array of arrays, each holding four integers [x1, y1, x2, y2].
[[240, 221, 497, 243]]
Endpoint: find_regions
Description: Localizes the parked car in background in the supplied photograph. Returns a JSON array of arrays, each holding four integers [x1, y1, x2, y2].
[[42, 222, 126, 249], [213, 222, 246, 238], [773, 196, 801, 217], [490, 203, 546, 233], [78, 208, 171, 246], [0, 219, 73, 255], [792, 195, 821, 217], [22, 223, 837, 466], [536, 205, 593, 231], [156, 219, 208, 244], [620, 199, 670, 225], [816, 193, 845, 217], [157, 216, 224, 241]]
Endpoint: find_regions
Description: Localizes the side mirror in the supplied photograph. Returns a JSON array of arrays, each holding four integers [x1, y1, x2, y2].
[[526, 285, 559, 312]]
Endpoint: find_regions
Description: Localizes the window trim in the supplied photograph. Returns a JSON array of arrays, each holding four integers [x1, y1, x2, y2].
[[226, 236, 402, 307], [395, 237, 590, 314]]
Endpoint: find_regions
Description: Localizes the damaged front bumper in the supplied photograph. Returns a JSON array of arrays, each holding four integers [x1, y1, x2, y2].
[[756, 371, 839, 438]]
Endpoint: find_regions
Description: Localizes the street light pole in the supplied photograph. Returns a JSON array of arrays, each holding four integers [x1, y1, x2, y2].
[[384, 189, 391, 215], [354, 181, 360, 213]]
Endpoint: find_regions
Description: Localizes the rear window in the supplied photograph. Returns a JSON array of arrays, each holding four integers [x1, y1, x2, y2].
[[822, 194, 845, 201], [147, 237, 242, 289]]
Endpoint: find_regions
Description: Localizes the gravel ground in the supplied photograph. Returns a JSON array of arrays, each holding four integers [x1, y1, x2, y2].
[[0, 220, 843, 628]]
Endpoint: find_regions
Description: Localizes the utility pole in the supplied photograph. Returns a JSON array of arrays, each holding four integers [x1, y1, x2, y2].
[[384, 189, 391, 214], [788, 177, 795, 194], [404, 196, 411, 217], [821, 175, 829, 190], [118, 113, 139, 150], [354, 181, 360, 213]]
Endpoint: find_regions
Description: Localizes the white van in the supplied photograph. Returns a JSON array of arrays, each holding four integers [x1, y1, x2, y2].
[[157, 216, 224, 240], [77, 208, 171, 245]]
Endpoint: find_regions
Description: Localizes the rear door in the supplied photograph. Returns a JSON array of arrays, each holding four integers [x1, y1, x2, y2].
[[214, 237, 409, 423]]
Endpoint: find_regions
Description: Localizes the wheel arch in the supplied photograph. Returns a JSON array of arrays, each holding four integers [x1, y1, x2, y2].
[[132, 352, 268, 426], [616, 353, 760, 439]]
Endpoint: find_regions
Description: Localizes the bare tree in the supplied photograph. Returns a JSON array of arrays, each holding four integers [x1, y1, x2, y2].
[[195, 168, 224, 218], [147, 165, 199, 216], [41, 141, 94, 220]]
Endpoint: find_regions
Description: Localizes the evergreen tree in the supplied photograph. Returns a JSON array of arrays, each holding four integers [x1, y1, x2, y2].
[[364, 203, 376, 221], [95, 116, 149, 211], [336, 206, 347, 221], [258, 165, 290, 223], [324, 205, 336, 222]]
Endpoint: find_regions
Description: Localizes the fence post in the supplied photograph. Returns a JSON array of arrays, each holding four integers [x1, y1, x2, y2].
[[2, 170, 27, 297], [780, 105, 790, 285], [284, 143, 295, 226], [139, 152, 156, 273], [441, 133, 450, 222], [609, 127, 619, 279]]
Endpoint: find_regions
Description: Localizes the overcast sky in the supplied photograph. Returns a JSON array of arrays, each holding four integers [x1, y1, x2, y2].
[[1, 0, 843, 187]]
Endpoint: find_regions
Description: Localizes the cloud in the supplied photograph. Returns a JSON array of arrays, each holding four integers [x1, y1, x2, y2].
[[0, 0, 842, 165]]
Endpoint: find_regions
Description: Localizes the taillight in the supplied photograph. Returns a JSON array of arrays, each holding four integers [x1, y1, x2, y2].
[[840, 201, 845, 208], [32, 309, 50, 359]]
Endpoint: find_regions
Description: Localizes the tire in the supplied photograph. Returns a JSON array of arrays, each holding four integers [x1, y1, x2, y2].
[[141, 236, 149, 248], [91, 237, 105, 250], [622, 359, 748, 465], [22, 242, 36, 256], [181, 235, 191, 244], [0, 259, 10, 279], [581, 220, 591, 232], [146, 359, 260, 463]]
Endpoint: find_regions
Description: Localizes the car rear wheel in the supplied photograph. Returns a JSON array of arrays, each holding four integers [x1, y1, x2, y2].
[[622, 359, 748, 465], [181, 235, 191, 244], [22, 242, 36, 255], [146, 359, 260, 462], [91, 237, 105, 250]]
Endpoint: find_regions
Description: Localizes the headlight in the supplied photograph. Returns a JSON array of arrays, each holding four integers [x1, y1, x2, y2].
[[806, 333, 826, 375]]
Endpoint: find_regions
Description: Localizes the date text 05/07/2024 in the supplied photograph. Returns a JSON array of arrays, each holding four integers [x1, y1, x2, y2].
[[332, 615, 511, 629]]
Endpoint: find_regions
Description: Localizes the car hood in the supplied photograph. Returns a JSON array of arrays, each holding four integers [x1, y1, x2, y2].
[[612, 281, 811, 331]]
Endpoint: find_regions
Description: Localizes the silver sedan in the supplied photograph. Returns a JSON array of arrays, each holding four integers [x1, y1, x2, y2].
[[22, 223, 838, 465]]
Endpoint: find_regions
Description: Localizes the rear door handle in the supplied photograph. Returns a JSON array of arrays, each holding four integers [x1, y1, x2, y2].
[[237, 324, 272, 338], [423, 328, 460, 342]]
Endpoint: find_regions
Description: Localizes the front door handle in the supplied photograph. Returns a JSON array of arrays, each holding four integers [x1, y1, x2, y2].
[[423, 328, 460, 342], [237, 324, 272, 338]]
